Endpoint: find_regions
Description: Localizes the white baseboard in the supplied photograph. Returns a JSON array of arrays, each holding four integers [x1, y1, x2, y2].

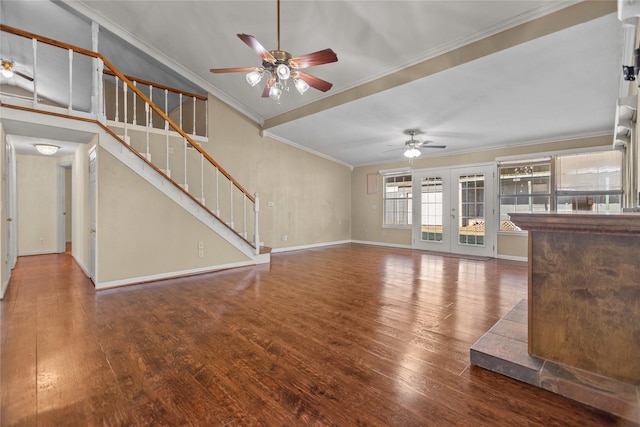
[[350, 240, 413, 250], [271, 239, 352, 254], [497, 254, 528, 262], [0, 277, 8, 300], [95, 259, 258, 290], [18, 250, 58, 256]]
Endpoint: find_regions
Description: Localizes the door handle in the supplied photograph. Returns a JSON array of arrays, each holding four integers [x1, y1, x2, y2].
[[6, 218, 12, 222], [90, 229, 96, 233]]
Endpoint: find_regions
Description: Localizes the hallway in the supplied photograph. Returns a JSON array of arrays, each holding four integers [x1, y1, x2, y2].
[[0, 245, 626, 425]]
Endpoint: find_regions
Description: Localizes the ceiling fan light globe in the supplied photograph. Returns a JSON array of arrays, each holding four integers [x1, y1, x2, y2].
[[404, 148, 421, 158], [294, 78, 309, 95], [276, 63, 290, 80], [246, 70, 263, 87], [269, 83, 283, 100]]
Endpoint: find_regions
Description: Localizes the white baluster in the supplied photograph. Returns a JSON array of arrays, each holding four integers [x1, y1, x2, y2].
[[145, 102, 150, 159], [183, 137, 187, 191], [91, 22, 99, 117], [97, 59, 104, 119], [114, 76, 119, 122], [123, 83, 128, 142], [205, 98, 208, 138], [215, 168, 220, 216], [132, 81, 137, 126], [192, 96, 196, 136], [200, 153, 205, 204], [243, 195, 247, 238], [254, 193, 260, 254], [229, 181, 234, 228], [68, 49, 73, 113], [164, 89, 168, 121], [149, 85, 153, 129], [179, 93, 183, 130], [32, 38, 37, 105], [165, 120, 170, 177]]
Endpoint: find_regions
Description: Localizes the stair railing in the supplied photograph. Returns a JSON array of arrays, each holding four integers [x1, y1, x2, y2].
[[0, 24, 260, 254]]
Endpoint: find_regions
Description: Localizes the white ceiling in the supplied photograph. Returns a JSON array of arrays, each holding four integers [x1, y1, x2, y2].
[[0, 1, 627, 166]]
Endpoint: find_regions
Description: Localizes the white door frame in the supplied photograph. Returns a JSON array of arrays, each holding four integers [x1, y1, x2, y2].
[[412, 163, 496, 257], [5, 141, 17, 277], [56, 162, 72, 253], [88, 147, 97, 284]]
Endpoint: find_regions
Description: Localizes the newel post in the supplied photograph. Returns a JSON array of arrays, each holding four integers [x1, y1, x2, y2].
[[254, 193, 260, 255]]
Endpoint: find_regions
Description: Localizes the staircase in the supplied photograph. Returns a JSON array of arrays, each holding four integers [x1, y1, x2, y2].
[[0, 24, 270, 284]]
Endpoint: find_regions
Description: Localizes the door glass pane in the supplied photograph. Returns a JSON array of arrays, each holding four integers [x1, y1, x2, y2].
[[421, 177, 443, 242], [459, 174, 485, 246]]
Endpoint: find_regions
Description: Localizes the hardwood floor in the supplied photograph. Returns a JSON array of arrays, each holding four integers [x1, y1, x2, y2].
[[0, 244, 629, 426]]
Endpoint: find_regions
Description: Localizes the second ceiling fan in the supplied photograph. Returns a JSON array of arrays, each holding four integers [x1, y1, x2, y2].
[[210, 0, 338, 101]]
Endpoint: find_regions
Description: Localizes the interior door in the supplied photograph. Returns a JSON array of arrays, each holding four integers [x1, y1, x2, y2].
[[413, 164, 496, 257], [88, 147, 97, 283]]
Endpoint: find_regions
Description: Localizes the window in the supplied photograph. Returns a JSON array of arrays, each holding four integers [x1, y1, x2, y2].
[[498, 151, 623, 231], [383, 173, 412, 226], [556, 151, 623, 213], [499, 159, 551, 231]]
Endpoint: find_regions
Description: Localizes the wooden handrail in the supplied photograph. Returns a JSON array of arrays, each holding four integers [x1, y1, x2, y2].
[[0, 23, 254, 204], [103, 69, 207, 101]]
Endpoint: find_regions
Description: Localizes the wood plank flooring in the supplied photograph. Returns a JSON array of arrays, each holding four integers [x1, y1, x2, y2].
[[0, 244, 630, 426]]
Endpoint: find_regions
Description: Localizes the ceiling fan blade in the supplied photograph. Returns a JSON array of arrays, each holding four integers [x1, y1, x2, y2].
[[262, 77, 276, 98], [289, 48, 338, 69], [237, 34, 276, 63], [297, 71, 333, 92], [210, 66, 257, 74], [422, 145, 447, 149], [14, 71, 34, 82]]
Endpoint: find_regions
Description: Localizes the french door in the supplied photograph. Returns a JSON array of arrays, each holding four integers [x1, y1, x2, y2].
[[412, 164, 496, 257]]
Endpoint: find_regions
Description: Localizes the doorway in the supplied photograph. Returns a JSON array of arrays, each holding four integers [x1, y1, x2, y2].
[[57, 163, 72, 253], [412, 164, 496, 257]]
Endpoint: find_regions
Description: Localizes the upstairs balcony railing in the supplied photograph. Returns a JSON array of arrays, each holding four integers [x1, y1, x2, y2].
[[0, 24, 260, 254]]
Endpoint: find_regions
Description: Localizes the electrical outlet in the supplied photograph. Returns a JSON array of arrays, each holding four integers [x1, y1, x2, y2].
[[281, 234, 288, 241], [267, 201, 274, 207], [40, 238, 44, 244], [198, 249, 204, 258], [198, 241, 204, 249]]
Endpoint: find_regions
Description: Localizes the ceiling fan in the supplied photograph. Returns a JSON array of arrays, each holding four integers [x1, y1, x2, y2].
[[210, 0, 338, 101], [391, 129, 446, 158], [1, 59, 34, 81]]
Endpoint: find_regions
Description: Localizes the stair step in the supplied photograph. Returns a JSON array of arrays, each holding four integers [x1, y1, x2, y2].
[[260, 246, 272, 255]]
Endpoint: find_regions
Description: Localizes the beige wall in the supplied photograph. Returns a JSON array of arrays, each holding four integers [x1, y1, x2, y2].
[[351, 134, 612, 258], [17, 154, 58, 255], [96, 145, 250, 285], [207, 96, 352, 249]]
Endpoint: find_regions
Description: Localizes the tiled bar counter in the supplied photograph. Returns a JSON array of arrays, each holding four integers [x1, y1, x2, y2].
[[471, 212, 640, 422]]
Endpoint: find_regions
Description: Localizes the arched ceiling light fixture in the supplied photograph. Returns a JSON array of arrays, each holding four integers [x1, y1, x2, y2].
[[210, 0, 338, 101]]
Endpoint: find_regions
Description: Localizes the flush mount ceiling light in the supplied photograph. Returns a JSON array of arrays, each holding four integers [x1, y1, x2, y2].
[[210, 0, 338, 101], [35, 144, 60, 155]]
